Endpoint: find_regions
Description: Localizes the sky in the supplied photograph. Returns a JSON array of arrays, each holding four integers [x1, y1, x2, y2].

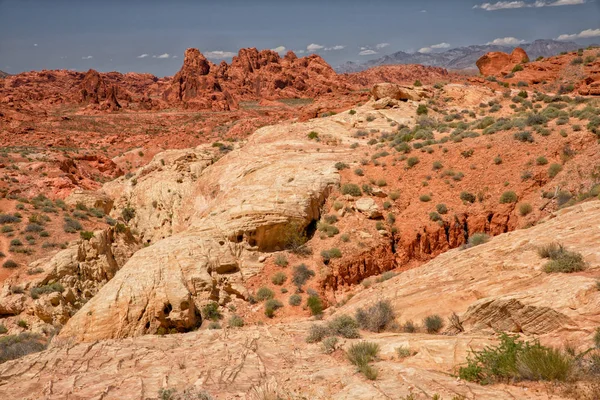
[[0, 0, 599, 77]]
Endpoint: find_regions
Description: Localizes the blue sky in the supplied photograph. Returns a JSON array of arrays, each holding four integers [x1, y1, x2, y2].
[[0, 0, 598, 76]]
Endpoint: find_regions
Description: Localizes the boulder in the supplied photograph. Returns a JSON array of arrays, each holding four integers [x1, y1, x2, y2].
[[355, 197, 382, 219], [371, 82, 432, 102], [65, 189, 114, 213]]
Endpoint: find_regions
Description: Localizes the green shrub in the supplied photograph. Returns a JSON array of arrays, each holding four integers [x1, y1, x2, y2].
[[121, 206, 136, 223], [321, 248, 342, 262], [228, 315, 244, 328], [256, 287, 275, 301], [308, 131, 319, 140], [414, 80, 423, 87], [417, 104, 428, 115], [512, 64, 524, 73], [0, 332, 47, 364], [63, 217, 82, 233], [30, 282, 63, 299], [80, 231, 94, 240], [317, 222, 339, 237], [10, 239, 22, 247], [460, 191, 476, 203], [0, 325, 6, 334], [403, 321, 417, 333], [289, 294, 302, 306], [519, 203, 533, 216], [466, 233, 490, 248], [2, 260, 18, 269], [17, 320, 28, 329], [24, 223, 43, 233], [459, 333, 572, 385], [341, 183, 361, 197], [201, 302, 222, 321], [499, 191, 518, 204], [407, 157, 420, 168], [514, 131, 534, 143], [307, 295, 323, 316], [321, 336, 339, 354], [207, 322, 221, 330], [264, 299, 283, 318], [354, 168, 364, 176], [274, 254, 288, 267], [335, 162, 349, 171], [292, 264, 315, 288], [436, 203, 448, 214], [306, 324, 330, 343], [355, 300, 395, 332], [548, 163, 562, 178], [396, 346, 412, 358], [271, 272, 287, 285], [347, 341, 380, 380], [390, 191, 400, 201], [571, 57, 583, 65], [536, 156, 548, 165], [328, 315, 360, 338], [419, 194, 431, 202], [423, 315, 444, 333], [538, 243, 586, 273]]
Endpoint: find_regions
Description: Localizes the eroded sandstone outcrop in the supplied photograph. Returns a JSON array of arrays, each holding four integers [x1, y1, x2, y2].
[[476, 47, 529, 76]]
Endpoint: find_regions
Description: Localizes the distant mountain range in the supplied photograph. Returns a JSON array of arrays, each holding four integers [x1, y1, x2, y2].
[[336, 39, 583, 73], [0, 70, 10, 78]]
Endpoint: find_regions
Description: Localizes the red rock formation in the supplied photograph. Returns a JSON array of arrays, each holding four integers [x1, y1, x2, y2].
[[476, 47, 529, 76], [80, 69, 107, 104], [101, 85, 121, 111]]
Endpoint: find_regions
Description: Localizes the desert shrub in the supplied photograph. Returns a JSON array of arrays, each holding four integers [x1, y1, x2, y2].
[[459, 333, 572, 385], [514, 131, 534, 143], [282, 222, 309, 254], [435, 203, 448, 214], [308, 131, 319, 140], [499, 191, 518, 204], [328, 315, 360, 338], [396, 346, 412, 358], [519, 203, 533, 216], [207, 322, 221, 330], [321, 248, 342, 262], [347, 341, 380, 380], [389, 191, 400, 201], [417, 104, 428, 115], [80, 231, 94, 240], [321, 336, 339, 354], [264, 299, 283, 318], [355, 300, 395, 332], [317, 222, 339, 237], [419, 194, 431, 202], [0, 214, 20, 224], [292, 264, 315, 288], [271, 272, 287, 286], [407, 157, 420, 168], [432, 161, 443, 171], [536, 156, 548, 166], [340, 233, 350, 242], [289, 294, 302, 306], [571, 56, 583, 65], [548, 163, 562, 178], [307, 295, 323, 316], [414, 80, 423, 87], [201, 302, 222, 321], [29, 282, 64, 299], [429, 212, 441, 222], [335, 162, 349, 171], [376, 271, 397, 283], [89, 208, 105, 218], [121, 206, 136, 223], [466, 233, 490, 248], [403, 321, 417, 333], [512, 64, 524, 72], [274, 254, 288, 267], [2, 260, 18, 269], [424, 315, 444, 333], [24, 223, 43, 233], [537, 243, 586, 273], [63, 217, 82, 233], [0, 333, 47, 364], [0, 325, 6, 334], [256, 287, 274, 301], [228, 315, 244, 328], [460, 191, 476, 203], [354, 168, 364, 176], [341, 183, 361, 197], [9, 239, 22, 247], [306, 324, 331, 343]]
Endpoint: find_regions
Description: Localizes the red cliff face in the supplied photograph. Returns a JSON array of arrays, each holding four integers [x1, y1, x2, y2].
[[476, 47, 529, 76]]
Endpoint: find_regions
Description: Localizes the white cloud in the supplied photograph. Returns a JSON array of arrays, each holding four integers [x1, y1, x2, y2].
[[307, 43, 324, 51], [486, 37, 526, 45], [474, 0, 584, 11], [137, 54, 149, 58], [557, 28, 600, 41], [205, 51, 237, 59], [81, 55, 93, 60], [324, 45, 345, 51], [271, 46, 286, 53], [33, 43, 38, 47], [295, 49, 305, 54], [157, 53, 170, 59], [173, 55, 178, 58], [420, 9, 427, 12], [375, 43, 390, 49], [418, 43, 451, 53], [359, 49, 378, 56]]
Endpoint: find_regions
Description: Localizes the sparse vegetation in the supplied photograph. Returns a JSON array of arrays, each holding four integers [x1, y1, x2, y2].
[[200, 302, 222, 321], [347, 341, 380, 380], [264, 299, 283, 318], [537, 243, 586, 273], [289, 294, 302, 306], [2, 260, 18, 269], [256, 287, 275, 301], [307, 295, 323, 316], [271, 272, 287, 285], [341, 183, 361, 197], [423, 314, 444, 333], [548, 163, 562, 178], [355, 300, 396, 332], [499, 191, 517, 204], [519, 203, 533, 216], [292, 264, 315, 288], [0, 333, 47, 364]]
